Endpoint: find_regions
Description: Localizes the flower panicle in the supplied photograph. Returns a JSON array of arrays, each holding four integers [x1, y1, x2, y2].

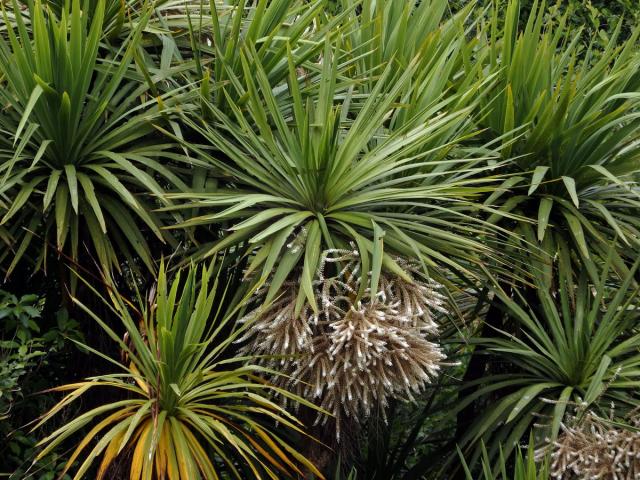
[[238, 249, 447, 439]]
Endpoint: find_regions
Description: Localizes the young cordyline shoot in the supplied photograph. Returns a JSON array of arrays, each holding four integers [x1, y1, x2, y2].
[[237, 247, 448, 439]]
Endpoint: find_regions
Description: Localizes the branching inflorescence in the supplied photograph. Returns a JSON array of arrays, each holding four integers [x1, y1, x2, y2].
[[238, 248, 447, 438], [544, 409, 640, 479]]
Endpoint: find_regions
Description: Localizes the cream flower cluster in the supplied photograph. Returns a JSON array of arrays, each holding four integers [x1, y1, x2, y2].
[[546, 409, 640, 479], [238, 248, 447, 438]]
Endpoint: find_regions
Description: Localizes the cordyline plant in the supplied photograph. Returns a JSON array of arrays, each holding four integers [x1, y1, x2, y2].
[[193, 0, 344, 113], [0, 0, 186, 280], [338, 0, 492, 179], [340, 0, 483, 117], [168, 41, 508, 312], [154, 0, 351, 132], [474, 0, 640, 278], [33, 260, 325, 480], [453, 250, 640, 469], [340, 0, 458, 80]]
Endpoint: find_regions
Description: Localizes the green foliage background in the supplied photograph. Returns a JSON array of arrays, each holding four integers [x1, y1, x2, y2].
[[1, 0, 640, 479]]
